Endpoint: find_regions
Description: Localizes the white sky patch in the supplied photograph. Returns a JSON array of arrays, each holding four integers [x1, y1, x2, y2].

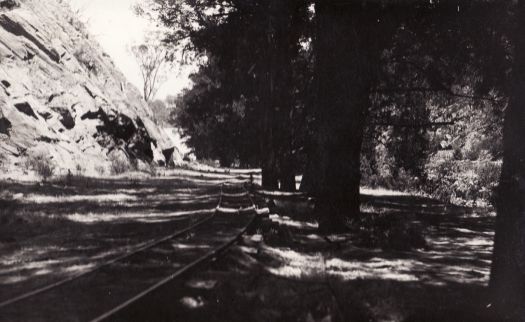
[[67, 0, 192, 100]]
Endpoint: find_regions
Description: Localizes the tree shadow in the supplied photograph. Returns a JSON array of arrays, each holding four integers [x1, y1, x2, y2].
[[0, 171, 235, 303], [240, 189, 497, 321]]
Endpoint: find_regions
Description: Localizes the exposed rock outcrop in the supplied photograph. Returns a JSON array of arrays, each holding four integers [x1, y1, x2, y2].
[[0, 0, 175, 176], [0, 0, 20, 11]]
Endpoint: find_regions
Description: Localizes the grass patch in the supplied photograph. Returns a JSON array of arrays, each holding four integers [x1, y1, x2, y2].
[[23, 152, 56, 181], [0, 198, 74, 246]]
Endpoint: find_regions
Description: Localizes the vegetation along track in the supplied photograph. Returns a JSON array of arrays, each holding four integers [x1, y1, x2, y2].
[[0, 182, 261, 322]]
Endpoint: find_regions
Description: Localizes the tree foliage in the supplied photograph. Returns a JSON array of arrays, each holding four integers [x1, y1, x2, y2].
[[131, 37, 169, 101], [150, 0, 311, 188], [149, 0, 510, 200], [142, 0, 525, 317], [149, 99, 171, 126]]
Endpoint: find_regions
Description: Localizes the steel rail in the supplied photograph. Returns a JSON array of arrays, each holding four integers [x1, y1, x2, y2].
[[89, 182, 257, 322], [0, 185, 225, 309]]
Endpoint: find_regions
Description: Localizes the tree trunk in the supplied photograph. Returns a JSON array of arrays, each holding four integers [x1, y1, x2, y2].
[[279, 151, 296, 191], [260, 0, 302, 191], [260, 97, 278, 190], [259, 2, 278, 190], [275, 10, 297, 193], [310, 1, 381, 232], [490, 1, 525, 318], [261, 166, 279, 189], [300, 136, 318, 193]]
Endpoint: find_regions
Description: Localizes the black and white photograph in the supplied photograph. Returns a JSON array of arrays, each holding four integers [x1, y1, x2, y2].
[[0, 0, 523, 321]]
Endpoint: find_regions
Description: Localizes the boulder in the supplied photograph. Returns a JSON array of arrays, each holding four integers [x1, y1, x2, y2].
[[0, 116, 11, 135], [0, 0, 20, 10]]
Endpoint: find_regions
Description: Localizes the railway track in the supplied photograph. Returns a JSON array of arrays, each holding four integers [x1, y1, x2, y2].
[[0, 182, 260, 322]]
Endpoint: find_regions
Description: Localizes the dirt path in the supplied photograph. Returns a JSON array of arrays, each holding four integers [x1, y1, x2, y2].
[[0, 171, 233, 304], [0, 173, 497, 321], [118, 190, 496, 322]]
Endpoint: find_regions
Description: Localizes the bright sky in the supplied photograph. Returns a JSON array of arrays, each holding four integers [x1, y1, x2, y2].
[[68, 0, 192, 100]]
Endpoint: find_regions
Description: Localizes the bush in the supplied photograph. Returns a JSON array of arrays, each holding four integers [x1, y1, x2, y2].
[[423, 160, 501, 206], [109, 153, 129, 175], [95, 165, 106, 176], [73, 44, 99, 75], [75, 163, 85, 176], [25, 153, 55, 181], [148, 162, 157, 176], [200, 158, 220, 168], [476, 161, 501, 204], [361, 153, 420, 193], [0, 153, 7, 171], [129, 158, 139, 171]]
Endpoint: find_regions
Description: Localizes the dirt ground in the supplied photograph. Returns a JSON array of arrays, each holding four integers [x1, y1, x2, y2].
[[0, 170, 499, 321], [0, 169, 247, 304], [112, 190, 497, 322]]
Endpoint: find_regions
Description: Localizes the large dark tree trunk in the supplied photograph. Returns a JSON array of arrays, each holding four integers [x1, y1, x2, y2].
[[300, 136, 318, 193], [279, 150, 296, 191], [260, 86, 278, 190], [260, 0, 304, 191], [490, 1, 525, 318], [260, 97, 278, 190], [259, 1, 279, 190], [275, 1, 301, 192], [309, 1, 381, 232]]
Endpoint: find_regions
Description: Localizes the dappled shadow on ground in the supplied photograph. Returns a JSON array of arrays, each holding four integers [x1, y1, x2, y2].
[[0, 176, 500, 321], [0, 211, 256, 322], [0, 170, 246, 303], [259, 191, 494, 285], [139, 190, 498, 322]]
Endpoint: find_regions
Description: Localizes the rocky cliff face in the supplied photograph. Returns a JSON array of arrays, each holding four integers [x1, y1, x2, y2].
[[0, 0, 175, 177]]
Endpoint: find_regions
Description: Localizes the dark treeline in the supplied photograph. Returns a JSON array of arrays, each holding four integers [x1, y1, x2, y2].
[[144, 0, 524, 318]]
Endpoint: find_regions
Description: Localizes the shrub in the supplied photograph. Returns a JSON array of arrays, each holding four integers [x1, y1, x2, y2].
[[0, 152, 6, 171], [95, 165, 106, 176], [200, 158, 220, 168], [75, 163, 85, 176], [109, 153, 129, 175], [25, 152, 55, 181], [361, 153, 419, 193], [73, 44, 99, 75], [423, 160, 501, 206], [148, 162, 157, 176], [129, 158, 139, 171], [476, 161, 501, 204]]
